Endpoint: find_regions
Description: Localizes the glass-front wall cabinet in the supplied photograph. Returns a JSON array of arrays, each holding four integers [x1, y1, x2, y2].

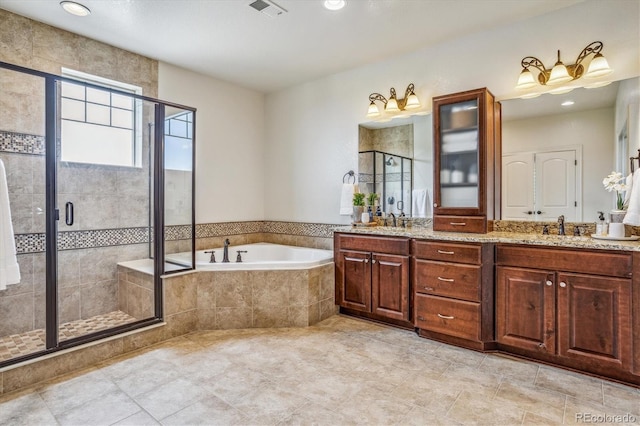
[[433, 88, 500, 233]]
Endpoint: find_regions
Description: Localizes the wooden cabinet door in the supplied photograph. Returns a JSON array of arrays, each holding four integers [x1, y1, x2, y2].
[[371, 253, 410, 321], [338, 250, 371, 313], [496, 266, 555, 353], [557, 273, 631, 370]]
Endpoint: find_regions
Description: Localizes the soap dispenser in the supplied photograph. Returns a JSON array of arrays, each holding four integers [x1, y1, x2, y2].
[[596, 211, 607, 235]]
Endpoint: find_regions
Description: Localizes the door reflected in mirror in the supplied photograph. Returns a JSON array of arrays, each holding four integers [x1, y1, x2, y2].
[[358, 115, 433, 218], [501, 77, 639, 222]]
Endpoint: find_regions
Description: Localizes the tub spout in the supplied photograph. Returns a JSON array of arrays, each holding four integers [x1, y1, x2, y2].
[[222, 238, 230, 263]]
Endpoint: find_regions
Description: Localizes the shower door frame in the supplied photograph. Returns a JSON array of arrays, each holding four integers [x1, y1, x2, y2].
[[0, 60, 196, 367]]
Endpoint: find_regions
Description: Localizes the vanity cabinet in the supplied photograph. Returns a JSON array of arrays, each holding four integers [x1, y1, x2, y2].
[[496, 245, 633, 377], [334, 233, 411, 327], [412, 239, 495, 350], [433, 87, 501, 233]]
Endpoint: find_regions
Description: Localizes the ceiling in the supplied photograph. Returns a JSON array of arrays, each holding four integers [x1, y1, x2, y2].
[[0, 0, 584, 93]]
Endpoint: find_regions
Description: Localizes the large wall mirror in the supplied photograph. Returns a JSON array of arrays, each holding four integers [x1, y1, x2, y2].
[[501, 76, 639, 222], [358, 114, 433, 218]]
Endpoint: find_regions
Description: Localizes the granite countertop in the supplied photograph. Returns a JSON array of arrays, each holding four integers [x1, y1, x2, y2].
[[333, 225, 640, 252]]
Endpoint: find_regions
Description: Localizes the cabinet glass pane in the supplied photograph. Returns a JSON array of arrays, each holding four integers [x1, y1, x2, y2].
[[439, 99, 479, 208]]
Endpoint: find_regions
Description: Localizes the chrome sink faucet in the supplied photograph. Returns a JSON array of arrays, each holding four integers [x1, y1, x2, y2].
[[222, 238, 230, 263], [557, 215, 565, 236]]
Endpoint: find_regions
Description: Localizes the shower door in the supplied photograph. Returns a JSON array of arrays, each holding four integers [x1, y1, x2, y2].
[[55, 78, 160, 343]]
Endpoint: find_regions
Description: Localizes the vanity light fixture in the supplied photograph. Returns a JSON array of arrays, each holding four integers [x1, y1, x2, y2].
[[516, 41, 613, 91], [324, 0, 345, 11], [60, 1, 91, 16], [366, 83, 421, 118]]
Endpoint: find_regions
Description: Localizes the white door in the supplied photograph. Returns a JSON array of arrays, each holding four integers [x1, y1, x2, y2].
[[502, 153, 534, 220], [535, 150, 577, 221]]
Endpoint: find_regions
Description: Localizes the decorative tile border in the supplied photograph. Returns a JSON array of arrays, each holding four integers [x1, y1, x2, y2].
[[0, 131, 45, 155], [15, 221, 340, 254], [263, 221, 336, 238]]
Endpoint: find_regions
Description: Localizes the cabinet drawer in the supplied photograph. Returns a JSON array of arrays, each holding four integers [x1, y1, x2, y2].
[[415, 294, 481, 341], [413, 259, 481, 301], [433, 215, 487, 233], [496, 245, 632, 278], [336, 234, 409, 256], [412, 240, 482, 264]]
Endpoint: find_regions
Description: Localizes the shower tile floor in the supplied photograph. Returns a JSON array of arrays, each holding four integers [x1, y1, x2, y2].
[[0, 311, 137, 362], [1, 314, 639, 425]]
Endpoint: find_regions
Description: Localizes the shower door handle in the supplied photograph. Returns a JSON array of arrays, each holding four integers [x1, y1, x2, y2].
[[65, 202, 74, 226]]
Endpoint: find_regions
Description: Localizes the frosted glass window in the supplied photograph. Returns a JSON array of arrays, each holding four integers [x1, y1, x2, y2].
[[112, 93, 132, 110], [61, 98, 85, 121], [61, 81, 84, 100], [112, 108, 133, 129], [165, 111, 193, 171], [86, 103, 110, 125], [86, 87, 110, 105], [170, 119, 187, 138], [60, 68, 142, 167], [61, 121, 133, 166]]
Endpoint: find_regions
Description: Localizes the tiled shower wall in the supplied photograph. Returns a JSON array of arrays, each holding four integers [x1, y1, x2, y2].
[[0, 8, 159, 337]]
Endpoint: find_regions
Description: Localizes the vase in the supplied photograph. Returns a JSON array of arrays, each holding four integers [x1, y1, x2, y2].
[[609, 209, 627, 238], [352, 206, 364, 223], [609, 209, 626, 223]]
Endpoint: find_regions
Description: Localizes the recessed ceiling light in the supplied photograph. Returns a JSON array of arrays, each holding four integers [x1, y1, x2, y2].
[[324, 0, 345, 11], [60, 1, 91, 17], [561, 100, 575, 107]]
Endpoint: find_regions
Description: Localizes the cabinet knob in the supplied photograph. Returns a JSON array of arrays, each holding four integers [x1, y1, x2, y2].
[[538, 343, 547, 350], [371, 259, 376, 264], [545, 280, 553, 286], [559, 281, 567, 288], [364, 258, 369, 263], [437, 277, 454, 282], [424, 287, 434, 291]]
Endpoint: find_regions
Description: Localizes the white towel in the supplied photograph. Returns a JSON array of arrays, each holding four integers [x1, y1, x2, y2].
[[623, 169, 640, 226], [340, 183, 358, 215], [0, 158, 20, 290], [412, 189, 431, 218]]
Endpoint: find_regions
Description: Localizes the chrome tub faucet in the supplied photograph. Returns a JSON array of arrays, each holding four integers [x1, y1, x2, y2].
[[222, 238, 230, 263]]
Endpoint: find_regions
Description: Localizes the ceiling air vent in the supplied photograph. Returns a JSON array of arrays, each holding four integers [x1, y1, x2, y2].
[[249, 0, 287, 18]]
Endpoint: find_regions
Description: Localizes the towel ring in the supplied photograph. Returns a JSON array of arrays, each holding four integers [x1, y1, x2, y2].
[[343, 170, 355, 184], [630, 149, 640, 173]]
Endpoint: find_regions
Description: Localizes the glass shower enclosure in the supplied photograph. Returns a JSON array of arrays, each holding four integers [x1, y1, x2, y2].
[[358, 150, 413, 216], [0, 61, 195, 366]]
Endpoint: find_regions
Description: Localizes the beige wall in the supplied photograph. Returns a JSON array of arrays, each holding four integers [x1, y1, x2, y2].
[[158, 62, 265, 224]]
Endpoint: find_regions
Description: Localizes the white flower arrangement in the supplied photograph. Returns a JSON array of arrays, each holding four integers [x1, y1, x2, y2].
[[602, 171, 628, 210]]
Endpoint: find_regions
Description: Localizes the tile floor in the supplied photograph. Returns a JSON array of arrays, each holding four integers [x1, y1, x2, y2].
[[0, 314, 638, 425], [0, 311, 138, 362]]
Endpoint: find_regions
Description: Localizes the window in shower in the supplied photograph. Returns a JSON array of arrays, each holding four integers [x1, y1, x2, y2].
[[59, 68, 142, 167], [165, 110, 193, 171]]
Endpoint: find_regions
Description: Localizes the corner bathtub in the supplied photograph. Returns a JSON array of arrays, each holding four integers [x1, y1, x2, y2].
[[165, 242, 334, 271]]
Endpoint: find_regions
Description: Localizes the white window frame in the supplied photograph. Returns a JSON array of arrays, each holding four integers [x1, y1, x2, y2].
[[60, 68, 143, 168]]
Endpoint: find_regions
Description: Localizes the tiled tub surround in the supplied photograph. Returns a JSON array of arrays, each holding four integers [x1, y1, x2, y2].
[[118, 261, 337, 330]]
